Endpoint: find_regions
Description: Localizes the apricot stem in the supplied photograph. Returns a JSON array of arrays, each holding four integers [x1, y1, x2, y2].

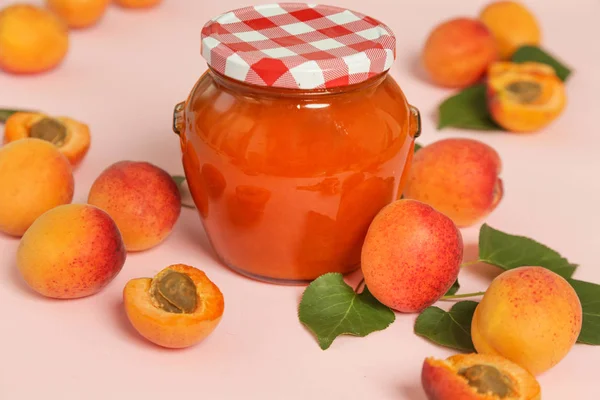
[[355, 278, 365, 293], [441, 291, 486, 300], [460, 260, 481, 268]]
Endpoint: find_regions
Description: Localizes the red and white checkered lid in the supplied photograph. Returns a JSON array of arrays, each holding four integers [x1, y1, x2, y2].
[[200, 3, 396, 90]]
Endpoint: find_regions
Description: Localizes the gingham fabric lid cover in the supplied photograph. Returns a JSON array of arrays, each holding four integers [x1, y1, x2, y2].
[[200, 3, 396, 90]]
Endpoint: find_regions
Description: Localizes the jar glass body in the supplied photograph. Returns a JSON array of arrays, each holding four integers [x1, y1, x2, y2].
[[174, 69, 420, 283]]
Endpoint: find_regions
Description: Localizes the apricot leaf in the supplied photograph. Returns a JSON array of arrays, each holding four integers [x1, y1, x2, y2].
[[437, 84, 501, 131], [414, 301, 477, 352], [568, 279, 600, 345], [445, 279, 460, 296], [414, 142, 423, 152], [298, 273, 395, 350], [171, 175, 195, 209], [171, 175, 186, 188], [0, 108, 35, 123], [478, 224, 578, 279], [511, 46, 572, 81]]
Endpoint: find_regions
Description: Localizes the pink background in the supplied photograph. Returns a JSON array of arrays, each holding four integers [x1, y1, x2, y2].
[[1, 0, 599, 398]]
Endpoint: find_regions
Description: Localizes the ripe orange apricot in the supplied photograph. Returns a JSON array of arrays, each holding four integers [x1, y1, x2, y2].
[[471, 266, 582, 375], [0, 138, 74, 237], [17, 204, 126, 299], [123, 264, 225, 349], [422, 353, 541, 400], [361, 199, 463, 313], [422, 17, 498, 88], [403, 138, 503, 228], [480, 1, 541, 60], [0, 4, 69, 74], [4, 112, 91, 166], [88, 161, 182, 252], [486, 61, 566, 133], [114, 0, 162, 8], [46, 0, 110, 29]]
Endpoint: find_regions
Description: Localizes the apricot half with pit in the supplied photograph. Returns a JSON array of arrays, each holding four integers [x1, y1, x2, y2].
[[486, 62, 566, 133], [4, 112, 91, 166], [422, 353, 541, 400], [123, 264, 224, 349]]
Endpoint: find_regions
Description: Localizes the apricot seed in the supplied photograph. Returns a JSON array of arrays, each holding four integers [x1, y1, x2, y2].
[[150, 270, 198, 314], [29, 117, 67, 146], [458, 364, 515, 398]]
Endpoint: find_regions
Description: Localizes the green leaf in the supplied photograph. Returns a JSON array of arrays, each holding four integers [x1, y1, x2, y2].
[[0, 108, 36, 123], [414, 142, 423, 153], [568, 279, 600, 345], [445, 279, 460, 296], [478, 224, 578, 279], [171, 175, 186, 189], [298, 273, 395, 350], [511, 45, 572, 82], [414, 301, 477, 352], [171, 175, 195, 209], [437, 84, 501, 131]]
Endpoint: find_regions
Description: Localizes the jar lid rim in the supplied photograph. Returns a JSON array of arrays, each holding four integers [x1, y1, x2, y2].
[[200, 3, 396, 90]]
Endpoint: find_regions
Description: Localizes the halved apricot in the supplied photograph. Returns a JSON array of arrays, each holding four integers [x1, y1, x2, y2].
[[123, 264, 224, 349], [486, 61, 566, 133], [422, 353, 541, 400], [4, 112, 91, 166]]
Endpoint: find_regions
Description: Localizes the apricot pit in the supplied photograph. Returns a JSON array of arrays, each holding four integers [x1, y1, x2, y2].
[[150, 270, 198, 314], [458, 364, 515, 398]]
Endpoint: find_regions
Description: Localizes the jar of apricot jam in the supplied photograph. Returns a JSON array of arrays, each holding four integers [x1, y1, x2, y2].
[[173, 3, 421, 284]]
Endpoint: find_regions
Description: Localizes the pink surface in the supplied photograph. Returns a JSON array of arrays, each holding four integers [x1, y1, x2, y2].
[[0, 0, 598, 398]]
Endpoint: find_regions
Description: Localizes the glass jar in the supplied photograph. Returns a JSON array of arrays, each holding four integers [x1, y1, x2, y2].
[[172, 3, 421, 284]]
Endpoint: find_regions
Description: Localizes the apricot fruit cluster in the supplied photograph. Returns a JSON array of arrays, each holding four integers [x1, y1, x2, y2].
[[0, 0, 162, 74], [421, 1, 540, 88]]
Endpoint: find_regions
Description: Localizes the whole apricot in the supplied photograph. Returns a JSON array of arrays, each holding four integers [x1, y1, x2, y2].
[[0, 4, 69, 74], [46, 0, 110, 29], [487, 62, 566, 133], [87, 161, 181, 251], [402, 138, 503, 228], [422, 353, 541, 400], [4, 112, 91, 166], [471, 266, 582, 375], [17, 203, 126, 299], [114, 0, 162, 8], [361, 199, 463, 313], [480, 1, 541, 60], [123, 264, 224, 349], [0, 138, 74, 237], [422, 17, 498, 88]]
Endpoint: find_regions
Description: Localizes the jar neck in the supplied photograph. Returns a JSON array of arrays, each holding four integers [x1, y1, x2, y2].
[[208, 67, 389, 98]]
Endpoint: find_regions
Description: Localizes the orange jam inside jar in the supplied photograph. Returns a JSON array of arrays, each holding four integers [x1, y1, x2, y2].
[[173, 3, 421, 284]]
